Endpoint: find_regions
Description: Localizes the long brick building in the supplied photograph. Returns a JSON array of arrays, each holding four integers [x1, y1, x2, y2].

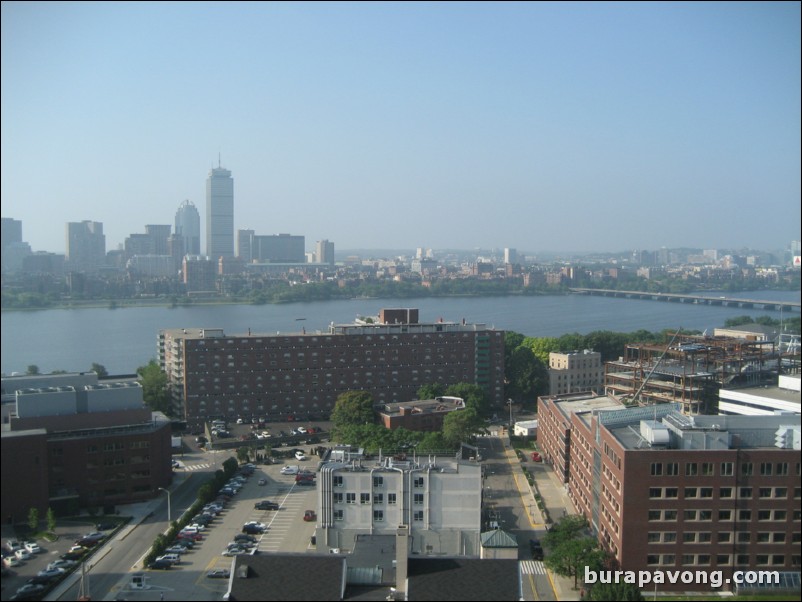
[[159, 309, 505, 425], [538, 393, 801, 592]]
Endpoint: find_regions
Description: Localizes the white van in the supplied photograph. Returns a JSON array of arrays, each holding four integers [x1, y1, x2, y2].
[[156, 553, 181, 564]]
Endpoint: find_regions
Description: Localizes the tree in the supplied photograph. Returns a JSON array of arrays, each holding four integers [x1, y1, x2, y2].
[[27, 507, 39, 532], [417, 383, 446, 400], [583, 582, 645, 601], [236, 446, 250, 464], [544, 515, 605, 589], [505, 345, 548, 403], [445, 383, 490, 417], [26, 365, 40, 375], [91, 362, 109, 378], [442, 408, 486, 448], [137, 359, 171, 415], [331, 390, 375, 435], [46, 507, 57, 533]]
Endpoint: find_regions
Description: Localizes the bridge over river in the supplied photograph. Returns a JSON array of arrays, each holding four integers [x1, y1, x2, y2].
[[570, 288, 800, 312]]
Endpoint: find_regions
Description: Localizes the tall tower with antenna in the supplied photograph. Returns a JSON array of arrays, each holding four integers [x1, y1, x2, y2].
[[205, 159, 234, 259]]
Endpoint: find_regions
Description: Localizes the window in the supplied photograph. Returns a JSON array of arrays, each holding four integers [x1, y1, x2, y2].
[[333, 492, 343, 504], [700, 488, 713, 498], [666, 462, 679, 476], [346, 493, 356, 504], [360, 493, 370, 505], [333, 476, 343, 487], [739, 510, 752, 521], [373, 510, 384, 522], [651, 463, 663, 476], [774, 487, 787, 498], [699, 510, 712, 521], [648, 532, 661, 543], [685, 488, 698, 498], [739, 487, 752, 498], [776, 462, 789, 476], [717, 532, 732, 543], [719, 510, 732, 521], [373, 493, 384, 504], [683, 532, 696, 543], [720, 487, 733, 499], [684, 510, 697, 521], [701, 462, 714, 476], [741, 463, 753, 476], [664, 510, 677, 521], [413, 511, 424, 522], [698, 533, 712, 543], [665, 488, 678, 499], [649, 488, 662, 499], [757, 532, 771, 543], [388, 493, 397, 505], [414, 477, 424, 488], [760, 462, 773, 476], [738, 532, 751, 543], [759, 488, 772, 499], [758, 510, 771, 521], [717, 554, 731, 565], [648, 510, 661, 521], [334, 509, 344, 521], [647, 555, 660, 565], [664, 532, 676, 543], [373, 476, 384, 488], [686, 462, 698, 476], [721, 462, 733, 476], [414, 493, 424, 505]]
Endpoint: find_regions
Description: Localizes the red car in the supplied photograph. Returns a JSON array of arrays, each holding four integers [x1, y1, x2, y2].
[[531, 452, 542, 462], [303, 510, 316, 522]]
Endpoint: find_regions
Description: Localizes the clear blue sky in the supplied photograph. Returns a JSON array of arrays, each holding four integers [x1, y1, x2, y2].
[[2, 1, 800, 256]]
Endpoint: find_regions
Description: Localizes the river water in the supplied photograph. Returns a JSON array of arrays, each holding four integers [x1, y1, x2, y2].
[[2, 291, 799, 376]]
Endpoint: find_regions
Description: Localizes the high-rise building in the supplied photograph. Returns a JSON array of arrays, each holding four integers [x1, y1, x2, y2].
[[66, 221, 106, 273], [237, 229, 255, 263], [315, 239, 335, 265], [503, 248, 517, 264], [1, 217, 28, 273], [252, 234, 305, 263], [145, 225, 172, 256], [206, 165, 234, 259], [175, 200, 201, 255], [159, 309, 505, 423], [1, 217, 22, 247]]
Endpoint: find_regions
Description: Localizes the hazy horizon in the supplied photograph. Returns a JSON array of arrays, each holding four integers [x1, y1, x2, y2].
[[2, 2, 800, 255]]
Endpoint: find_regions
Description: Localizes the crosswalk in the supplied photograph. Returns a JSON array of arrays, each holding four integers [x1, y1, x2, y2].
[[520, 560, 546, 575], [181, 462, 212, 471]]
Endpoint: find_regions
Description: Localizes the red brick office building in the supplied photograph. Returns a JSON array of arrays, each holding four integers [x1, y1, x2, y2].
[[538, 393, 801, 592]]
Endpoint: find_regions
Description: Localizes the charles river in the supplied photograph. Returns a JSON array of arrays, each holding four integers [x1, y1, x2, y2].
[[1, 290, 799, 376]]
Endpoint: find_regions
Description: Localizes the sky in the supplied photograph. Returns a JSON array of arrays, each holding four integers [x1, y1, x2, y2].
[[2, 1, 800, 256]]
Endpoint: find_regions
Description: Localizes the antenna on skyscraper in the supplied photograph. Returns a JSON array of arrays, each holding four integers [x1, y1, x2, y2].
[[218, 151, 221, 168]]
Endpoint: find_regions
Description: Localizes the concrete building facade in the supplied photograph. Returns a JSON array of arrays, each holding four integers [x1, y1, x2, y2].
[[548, 349, 603, 395], [206, 165, 234, 259], [317, 454, 483, 556]]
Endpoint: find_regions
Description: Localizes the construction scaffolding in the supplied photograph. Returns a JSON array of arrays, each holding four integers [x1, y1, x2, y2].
[[604, 333, 784, 415]]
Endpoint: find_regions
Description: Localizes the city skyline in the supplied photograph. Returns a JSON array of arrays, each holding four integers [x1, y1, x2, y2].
[[1, 2, 800, 255]]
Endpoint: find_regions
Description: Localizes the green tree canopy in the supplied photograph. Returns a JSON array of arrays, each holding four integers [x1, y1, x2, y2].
[[445, 383, 490, 417], [26, 365, 40, 375], [136, 359, 171, 416], [505, 344, 548, 403], [91, 362, 109, 378], [442, 407, 486, 447], [331, 390, 376, 435], [417, 383, 446, 400], [544, 515, 605, 588]]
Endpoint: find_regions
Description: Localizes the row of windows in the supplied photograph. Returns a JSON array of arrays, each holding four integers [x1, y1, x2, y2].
[[332, 509, 425, 522], [646, 554, 791, 566], [650, 461, 796, 477], [648, 531, 799, 544], [648, 509, 800, 522], [649, 486, 799, 500]]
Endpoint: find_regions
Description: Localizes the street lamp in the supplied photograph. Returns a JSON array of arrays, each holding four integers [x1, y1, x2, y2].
[[158, 487, 171, 523], [507, 399, 514, 430]]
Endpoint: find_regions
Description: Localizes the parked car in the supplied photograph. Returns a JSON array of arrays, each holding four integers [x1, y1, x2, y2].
[[530, 451, 542, 462], [257, 478, 267, 486], [295, 472, 315, 482], [60, 550, 86, 561], [14, 549, 32, 561], [234, 534, 257, 544], [14, 584, 45, 597], [241, 524, 265, 534], [207, 568, 231, 579], [24, 542, 41, 554], [294, 450, 307, 461], [222, 546, 248, 556], [303, 510, 317, 522], [156, 553, 180, 565], [296, 478, 315, 486], [95, 521, 117, 531], [255, 500, 279, 511], [37, 567, 66, 579], [280, 465, 299, 475], [3, 555, 21, 568], [47, 559, 77, 571], [149, 559, 172, 570], [164, 546, 187, 555]]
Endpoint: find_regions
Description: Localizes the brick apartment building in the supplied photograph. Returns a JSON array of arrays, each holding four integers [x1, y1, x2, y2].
[[159, 309, 505, 425], [538, 393, 801, 591], [0, 380, 172, 521]]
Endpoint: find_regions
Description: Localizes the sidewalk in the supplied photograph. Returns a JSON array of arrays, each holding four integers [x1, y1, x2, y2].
[[40, 472, 191, 602], [503, 443, 581, 601]]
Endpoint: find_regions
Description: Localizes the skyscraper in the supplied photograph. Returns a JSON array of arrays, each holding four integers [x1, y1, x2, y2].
[[316, 239, 335, 265], [206, 164, 234, 259], [174, 200, 200, 255], [66, 221, 106, 273]]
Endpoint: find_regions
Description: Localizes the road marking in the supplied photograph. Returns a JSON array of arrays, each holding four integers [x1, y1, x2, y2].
[[521, 560, 546, 575]]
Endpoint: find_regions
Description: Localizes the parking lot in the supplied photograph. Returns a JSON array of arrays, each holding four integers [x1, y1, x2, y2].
[[2, 454, 321, 602]]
